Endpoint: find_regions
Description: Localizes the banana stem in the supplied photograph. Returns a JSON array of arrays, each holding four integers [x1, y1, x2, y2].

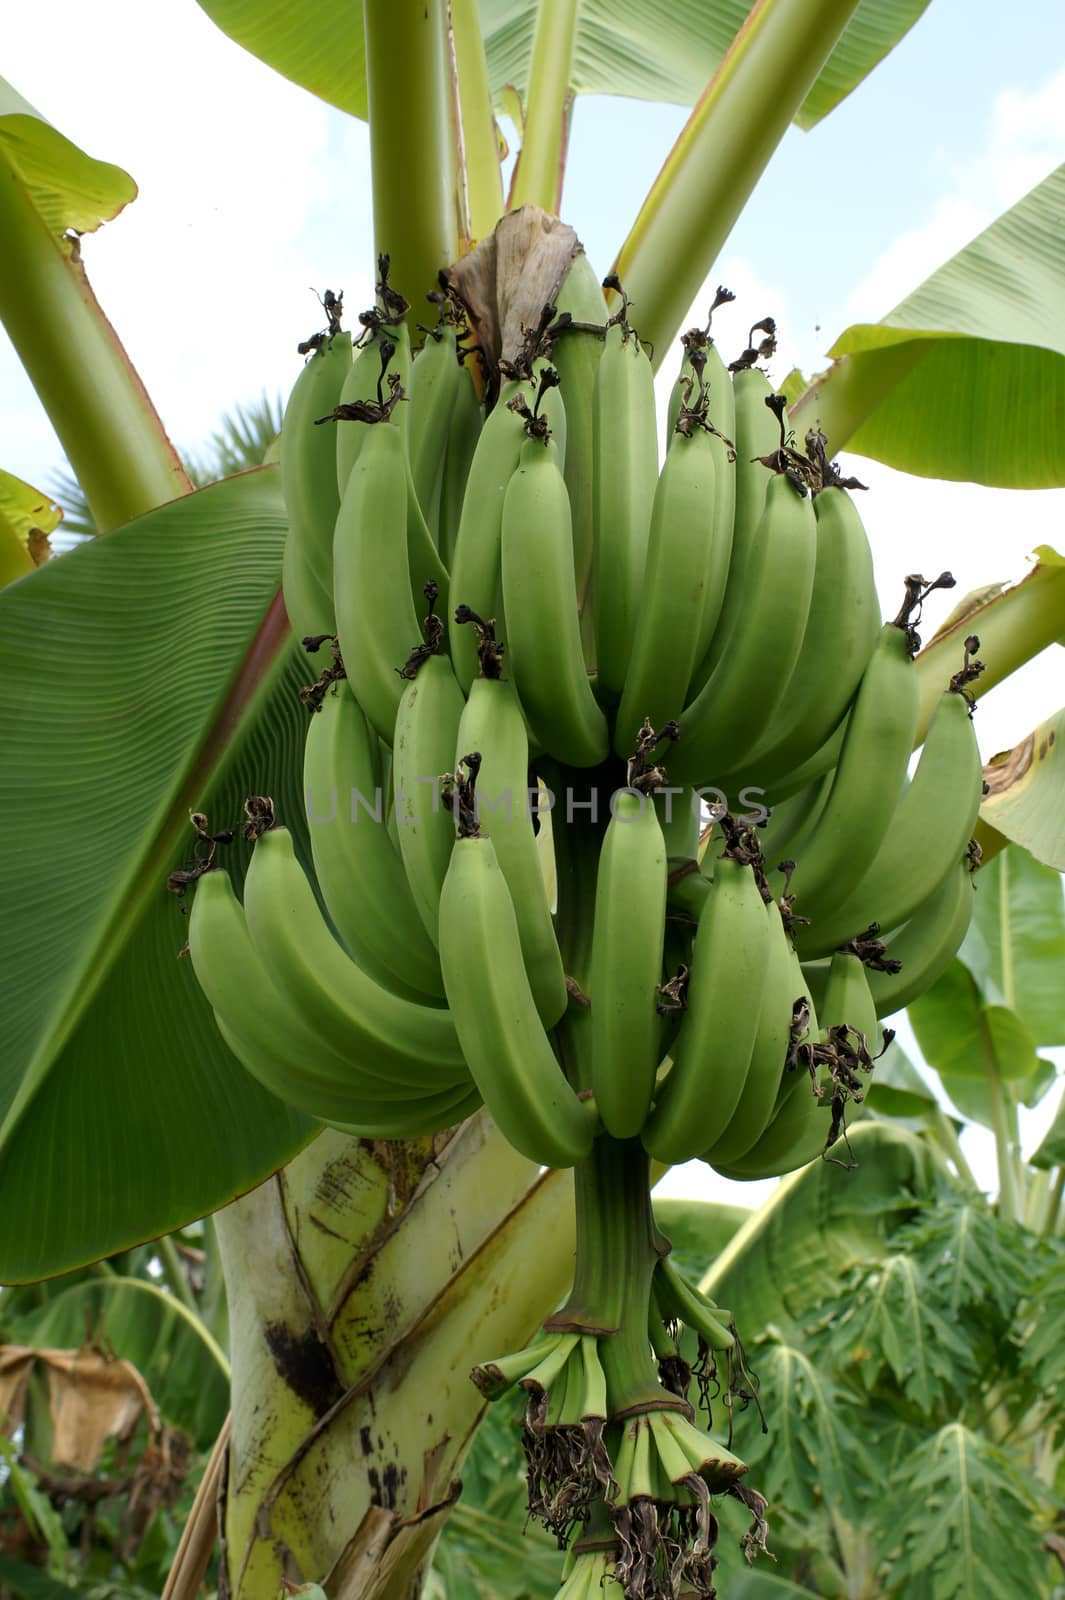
[[548, 1136, 668, 1414], [507, 0, 580, 213], [448, 0, 504, 243], [364, 0, 458, 304], [611, 0, 862, 368], [1042, 1167, 1065, 1236], [979, 1008, 1022, 1224], [0, 166, 191, 531]]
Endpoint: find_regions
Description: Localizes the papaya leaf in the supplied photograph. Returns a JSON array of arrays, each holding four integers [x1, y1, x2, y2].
[[0, 466, 316, 1282], [877, 1423, 1050, 1600], [789, 164, 1065, 486], [195, 0, 928, 130], [1018, 1244, 1065, 1441]]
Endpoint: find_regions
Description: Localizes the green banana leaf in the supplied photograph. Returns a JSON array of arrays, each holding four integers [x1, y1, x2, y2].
[[194, 0, 928, 129], [1031, 1082, 1065, 1171], [0, 77, 135, 235], [701, 1123, 940, 1337], [0, 466, 316, 1282], [981, 708, 1065, 873], [908, 961, 1048, 1083], [863, 1038, 938, 1119], [959, 844, 1065, 1046], [788, 163, 1065, 486]]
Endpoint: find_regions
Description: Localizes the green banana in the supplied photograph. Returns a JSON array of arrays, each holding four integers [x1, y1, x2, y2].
[[438, 360, 483, 568], [242, 825, 470, 1090], [669, 470, 818, 786], [688, 363, 779, 692], [757, 771, 833, 866], [589, 789, 669, 1138], [335, 322, 411, 495], [392, 650, 466, 947], [303, 685, 446, 999], [772, 621, 919, 921], [796, 684, 983, 958], [333, 418, 423, 743], [280, 331, 352, 629], [407, 320, 462, 535], [641, 854, 771, 1163], [549, 252, 608, 613], [612, 425, 720, 757], [438, 832, 596, 1168], [454, 672, 568, 1026], [447, 370, 564, 692], [701, 898, 800, 1166], [500, 434, 609, 767], [727, 480, 880, 792], [591, 319, 658, 700], [189, 866, 468, 1127], [863, 851, 975, 1017]]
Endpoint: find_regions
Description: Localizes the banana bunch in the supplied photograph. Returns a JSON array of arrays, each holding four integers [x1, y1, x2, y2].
[[179, 239, 994, 1596]]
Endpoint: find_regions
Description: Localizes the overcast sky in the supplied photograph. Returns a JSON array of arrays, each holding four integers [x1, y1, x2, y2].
[[4, 0, 1064, 1203]]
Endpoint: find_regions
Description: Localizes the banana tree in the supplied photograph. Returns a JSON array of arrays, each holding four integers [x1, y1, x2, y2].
[[2, 3, 1065, 1598]]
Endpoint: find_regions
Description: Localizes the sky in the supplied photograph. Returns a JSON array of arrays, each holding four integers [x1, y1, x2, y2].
[[3, 1, 1064, 1205]]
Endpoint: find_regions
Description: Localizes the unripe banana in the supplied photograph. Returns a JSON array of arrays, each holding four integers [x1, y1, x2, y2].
[[771, 621, 919, 921], [455, 673, 568, 1026], [333, 419, 423, 743], [280, 331, 352, 630], [669, 471, 818, 787], [392, 651, 466, 947], [438, 361, 483, 568], [500, 434, 609, 767], [863, 851, 975, 1017], [589, 789, 669, 1137], [303, 686, 446, 999], [438, 833, 596, 1168], [335, 323, 411, 495], [407, 321, 462, 535], [549, 252, 608, 612], [613, 426, 720, 756], [447, 370, 565, 692], [642, 854, 770, 1163], [727, 481, 880, 792], [701, 899, 799, 1165], [242, 825, 470, 1090], [796, 685, 983, 958], [592, 320, 659, 700], [189, 866, 467, 1129]]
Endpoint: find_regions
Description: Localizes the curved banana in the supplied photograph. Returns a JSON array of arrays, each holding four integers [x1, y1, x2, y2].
[[589, 789, 669, 1138], [728, 481, 880, 792], [592, 320, 659, 700], [501, 434, 609, 767], [447, 371, 564, 692], [407, 321, 461, 535], [438, 832, 596, 1168], [333, 419, 423, 743], [280, 331, 352, 628], [303, 686, 446, 999], [772, 621, 919, 921], [669, 471, 818, 787], [455, 673, 568, 1026], [796, 685, 983, 958], [642, 854, 771, 1163], [438, 360, 482, 568], [189, 866, 467, 1128], [701, 898, 799, 1166], [242, 825, 471, 1090], [335, 323, 411, 494], [549, 252, 608, 613], [688, 363, 779, 693], [613, 425, 720, 757], [758, 772, 833, 866], [392, 650, 466, 946]]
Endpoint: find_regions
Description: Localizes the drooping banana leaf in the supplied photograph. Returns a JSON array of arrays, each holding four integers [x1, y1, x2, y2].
[[788, 163, 1065, 487], [0, 466, 316, 1282], [194, 0, 929, 129]]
